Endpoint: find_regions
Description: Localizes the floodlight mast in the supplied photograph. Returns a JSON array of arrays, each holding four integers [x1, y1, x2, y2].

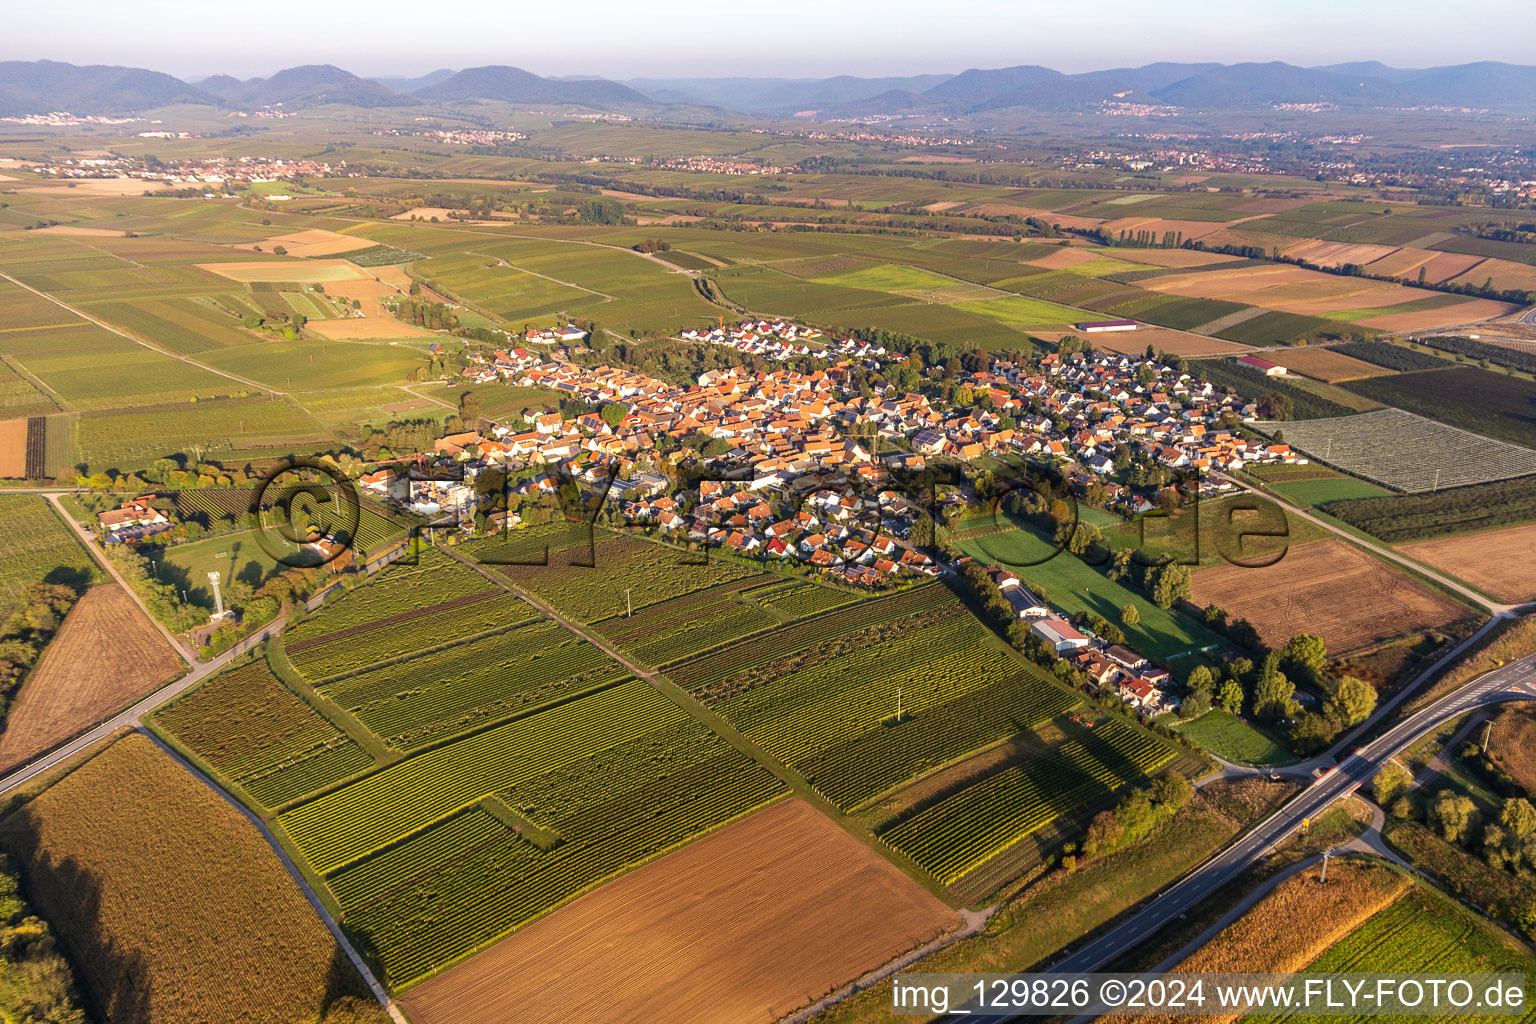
[[208, 571, 225, 618]]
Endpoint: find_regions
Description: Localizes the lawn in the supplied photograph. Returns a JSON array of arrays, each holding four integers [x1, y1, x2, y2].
[[958, 521, 1222, 661], [155, 530, 286, 610], [1175, 709, 1294, 766], [1267, 476, 1393, 505]]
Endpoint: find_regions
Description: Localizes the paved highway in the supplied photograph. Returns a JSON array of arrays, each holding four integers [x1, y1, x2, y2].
[[1052, 652, 1536, 974], [942, 649, 1536, 1018]]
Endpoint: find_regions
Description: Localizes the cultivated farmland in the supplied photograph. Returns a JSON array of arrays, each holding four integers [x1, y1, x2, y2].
[[0, 585, 181, 774], [0, 733, 386, 1024], [152, 660, 376, 808], [1341, 365, 1536, 449], [0, 495, 99, 616], [1251, 408, 1536, 492], [285, 681, 785, 985], [398, 799, 959, 1024], [1398, 521, 1536, 604], [1190, 538, 1469, 652], [1268, 345, 1393, 382]]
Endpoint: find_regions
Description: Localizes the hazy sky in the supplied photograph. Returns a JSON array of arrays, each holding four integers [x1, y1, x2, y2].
[[5, 0, 1532, 80]]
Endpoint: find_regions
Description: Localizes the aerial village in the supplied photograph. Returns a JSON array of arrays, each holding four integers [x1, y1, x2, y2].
[[354, 319, 1301, 716]]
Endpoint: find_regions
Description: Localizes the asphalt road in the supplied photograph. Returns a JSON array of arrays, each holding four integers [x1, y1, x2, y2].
[[940, 650, 1536, 1019]]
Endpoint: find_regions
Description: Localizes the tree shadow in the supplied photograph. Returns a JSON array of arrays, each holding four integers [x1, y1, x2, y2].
[[0, 803, 153, 1023], [41, 566, 93, 593]]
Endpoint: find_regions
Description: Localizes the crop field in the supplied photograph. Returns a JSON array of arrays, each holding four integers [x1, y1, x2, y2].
[[1252, 471, 1391, 505], [1193, 358, 1355, 419], [77, 397, 327, 471], [1262, 346, 1392, 382], [1487, 706, 1536, 793], [83, 297, 258, 354], [593, 577, 782, 666], [201, 339, 429, 390], [1190, 537, 1468, 653], [0, 734, 386, 1024], [198, 259, 370, 284], [1398, 522, 1536, 604], [152, 660, 377, 808], [484, 523, 769, 622], [1246, 885, 1536, 1024], [319, 619, 628, 748], [290, 685, 785, 985], [882, 719, 1175, 884], [1251, 408, 1536, 492], [703, 598, 1081, 809], [1331, 341, 1452, 372], [746, 579, 860, 618], [1342, 366, 1536, 449], [1323, 473, 1536, 542], [668, 583, 953, 690], [0, 494, 99, 615], [0, 585, 181, 774], [0, 362, 57, 419], [397, 799, 958, 1024]]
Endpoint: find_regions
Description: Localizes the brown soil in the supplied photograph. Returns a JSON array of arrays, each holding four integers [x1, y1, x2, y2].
[[1487, 705, 1536, 792], [32, 225, 129, 237], [1031, 327, 1249, 356], [0, 585, 181, 773], [307, 318, 437, 340], [1359, 298, 1515, 330], [0, 418, 26, 477], [235, 228, 372, 258], [198, 260, 368, 284], [1026, 247, 1106, 269], [1268, 346, 1394, 382], [1109, 248, 1242, 268], [399, 799, 960, 1024], [1399, 522, 1536, 605], [1191, 537, 1470, 653]]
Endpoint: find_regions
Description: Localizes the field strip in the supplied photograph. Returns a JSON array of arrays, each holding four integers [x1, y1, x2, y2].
[[0, 321, 76, 334], [436, 542, 959, 904], [464, 251, 614, 300], [1191, 305, 1267, 335], [0, 353, 67, 410], [0, 270, 283, 396], [140, 729, 409, 1023]]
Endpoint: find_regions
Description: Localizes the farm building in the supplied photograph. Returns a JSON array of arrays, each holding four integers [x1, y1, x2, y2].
[[1030, 618, 1091, 652], [1075, 319, 1138, 333], [1235, 355, 1286, 376]]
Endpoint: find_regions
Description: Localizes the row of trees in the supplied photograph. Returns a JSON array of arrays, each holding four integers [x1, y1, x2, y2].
[[0, 583, 79, 726]]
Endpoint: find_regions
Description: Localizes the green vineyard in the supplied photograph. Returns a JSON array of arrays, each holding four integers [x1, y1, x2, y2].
[[881, 721, 1176, 884], [322, 717, 784, 985], [320, 619, 629, 748], [152, 661, 376, 808]]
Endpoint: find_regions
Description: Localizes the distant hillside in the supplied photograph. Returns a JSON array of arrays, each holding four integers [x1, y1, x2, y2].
[[0, 60, 216, 117], [924, 64, 1117, 111], [1403, 61, 1536, 108], [1071, 62, 1222, 95], [202, 65, 417, 109], [1312, 61, 1423, 84], [418, 66, 647, 108], [369, 69, 457, 93], [1150, 62, 1419, 108]]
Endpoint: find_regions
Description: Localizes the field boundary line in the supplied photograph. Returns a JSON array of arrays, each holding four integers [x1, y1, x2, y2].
[[139, 728, 409, 1024]]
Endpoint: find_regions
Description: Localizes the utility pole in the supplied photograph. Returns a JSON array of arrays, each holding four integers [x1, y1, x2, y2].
[[1320, 847, 1332, 883]]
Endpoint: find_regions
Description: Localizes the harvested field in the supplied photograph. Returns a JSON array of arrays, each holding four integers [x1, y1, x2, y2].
[[1269, 346, 1394, 382], [1359, 297, 1515, 330], [321, 277, 406, 317], [1487, 705, 1536, 793], [1190, 537, 1469, 653], [1418, 251, 1487, 283], [1281, 239, 1400, 268], [398, 799, 959, 1024], [0, 417, 25, 476], [0, 733, 385, 1024], [0, 585, 181, 773], [27, 177, 159, 196], [1031, 327, 1249, 356], [1101, 216, 1231, 241], [308, 317, 437, 340], [1451, 257, 1536, 294], [198, 260, 370, 284], [32, 225, 129, 237], [1363, 247, 1437, 278], [1144, 263, 1468, 320], [1399, 522, 1536, 605], [1101, 861, 1408, 1024], [236, 228, 373, 258], [1026, 247, 1106, 269], [1107, 248, 1241, 268]]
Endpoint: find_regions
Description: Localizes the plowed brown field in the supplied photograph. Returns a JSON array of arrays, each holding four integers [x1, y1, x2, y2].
[[1190, 538, 1469, 652], [1270, 346, 1394, 382], [399, 798, 960, 1024], [0, 585, 181, 772], [1399, 522, 1536, 605]]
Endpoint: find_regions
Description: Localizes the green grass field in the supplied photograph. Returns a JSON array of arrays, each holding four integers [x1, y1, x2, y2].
[[156, 530, 287, 610], [958, 521, 1222, 660], [1174, 709, 1293, 766], [1266, 476, 1393, 505]]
